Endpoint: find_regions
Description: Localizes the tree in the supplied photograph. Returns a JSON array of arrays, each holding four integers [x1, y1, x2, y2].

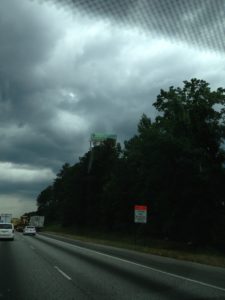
[[152, 79, 225, 243], [36, 78, 225, 247], [123, 79, 225, 244], [36, 185, 56, 222]]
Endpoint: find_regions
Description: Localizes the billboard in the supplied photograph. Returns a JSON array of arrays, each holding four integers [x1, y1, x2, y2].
[[134, 205, 147, 223], [90, 133, 117, 143]]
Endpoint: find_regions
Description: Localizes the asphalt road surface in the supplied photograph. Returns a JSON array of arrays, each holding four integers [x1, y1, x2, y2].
[[0, 232, 225, 300]]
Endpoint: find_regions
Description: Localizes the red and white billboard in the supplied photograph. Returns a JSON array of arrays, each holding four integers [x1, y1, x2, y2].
[[134, 205, 147, 223]]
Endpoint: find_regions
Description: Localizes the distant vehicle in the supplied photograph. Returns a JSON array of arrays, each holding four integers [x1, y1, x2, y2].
[[23, 226, 36, 236], [0, 214, 12, 223], [0, 223, 14, 240], [16, 226, 24, 232], [29, 216, 45, 229]]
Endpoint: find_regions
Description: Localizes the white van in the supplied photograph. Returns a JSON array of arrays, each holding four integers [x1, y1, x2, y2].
[[0, 223, 15, 240]]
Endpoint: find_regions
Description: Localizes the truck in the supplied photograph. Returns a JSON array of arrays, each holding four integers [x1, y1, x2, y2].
[[29, 216, 45, 229], [0, 213, 12, 223]]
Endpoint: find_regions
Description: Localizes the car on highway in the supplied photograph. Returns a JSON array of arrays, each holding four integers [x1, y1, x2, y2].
[[23, 226, 36, 236], [0, 223, 15, 241], [16, 226, 24, 232]]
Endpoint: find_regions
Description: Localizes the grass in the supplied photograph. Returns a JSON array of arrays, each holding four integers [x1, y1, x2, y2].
[[42, 224, 225, 269]]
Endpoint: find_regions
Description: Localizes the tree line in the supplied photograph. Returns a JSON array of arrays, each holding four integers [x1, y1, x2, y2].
[[36, 79, 225, 247]]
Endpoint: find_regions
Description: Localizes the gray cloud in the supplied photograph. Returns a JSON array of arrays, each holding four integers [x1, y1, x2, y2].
[[0, 0, 225, 217], [52, 0, 225, 53]]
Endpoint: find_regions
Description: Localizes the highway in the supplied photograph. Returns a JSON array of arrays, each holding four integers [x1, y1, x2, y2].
[[0, 232, 225, 300]]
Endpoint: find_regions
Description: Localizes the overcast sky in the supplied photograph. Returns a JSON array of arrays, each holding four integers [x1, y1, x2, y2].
[[0, 0, 225, 217]]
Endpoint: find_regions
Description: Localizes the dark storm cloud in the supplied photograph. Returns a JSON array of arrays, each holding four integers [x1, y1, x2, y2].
[[0, 180, 51, 197], [0, 1, 74, 166], [52, 0, 225, 53], [0, 0, 225, 216], [0, 1, 62, 85], [0, 0, 62, 127], [0, 0, 73, 215]]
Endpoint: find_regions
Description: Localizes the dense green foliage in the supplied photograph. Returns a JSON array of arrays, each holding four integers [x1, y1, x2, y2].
[[36, 79, 225, 247]]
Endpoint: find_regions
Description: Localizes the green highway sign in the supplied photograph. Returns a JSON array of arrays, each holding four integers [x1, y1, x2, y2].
[[90, 133, 117, 142]]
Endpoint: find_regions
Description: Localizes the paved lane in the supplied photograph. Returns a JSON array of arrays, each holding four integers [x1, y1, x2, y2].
[[0, 232, 225, 299], [0, 234, 90, 300], [40, 232, 225, 290], [0, 239, 21, 299]]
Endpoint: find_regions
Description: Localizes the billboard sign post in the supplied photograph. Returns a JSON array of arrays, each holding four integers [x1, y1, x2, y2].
[[88, 132, 117, 173]]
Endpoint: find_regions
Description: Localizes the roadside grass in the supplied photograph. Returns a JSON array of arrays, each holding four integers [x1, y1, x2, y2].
[[42, 224, 225, 268]]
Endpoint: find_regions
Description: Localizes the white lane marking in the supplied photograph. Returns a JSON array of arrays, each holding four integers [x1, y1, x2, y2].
[[54, 266, 72, 280], [85, 249, 225, 293], [79, 248, 225, 293], [39, 235, 225, 293]]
